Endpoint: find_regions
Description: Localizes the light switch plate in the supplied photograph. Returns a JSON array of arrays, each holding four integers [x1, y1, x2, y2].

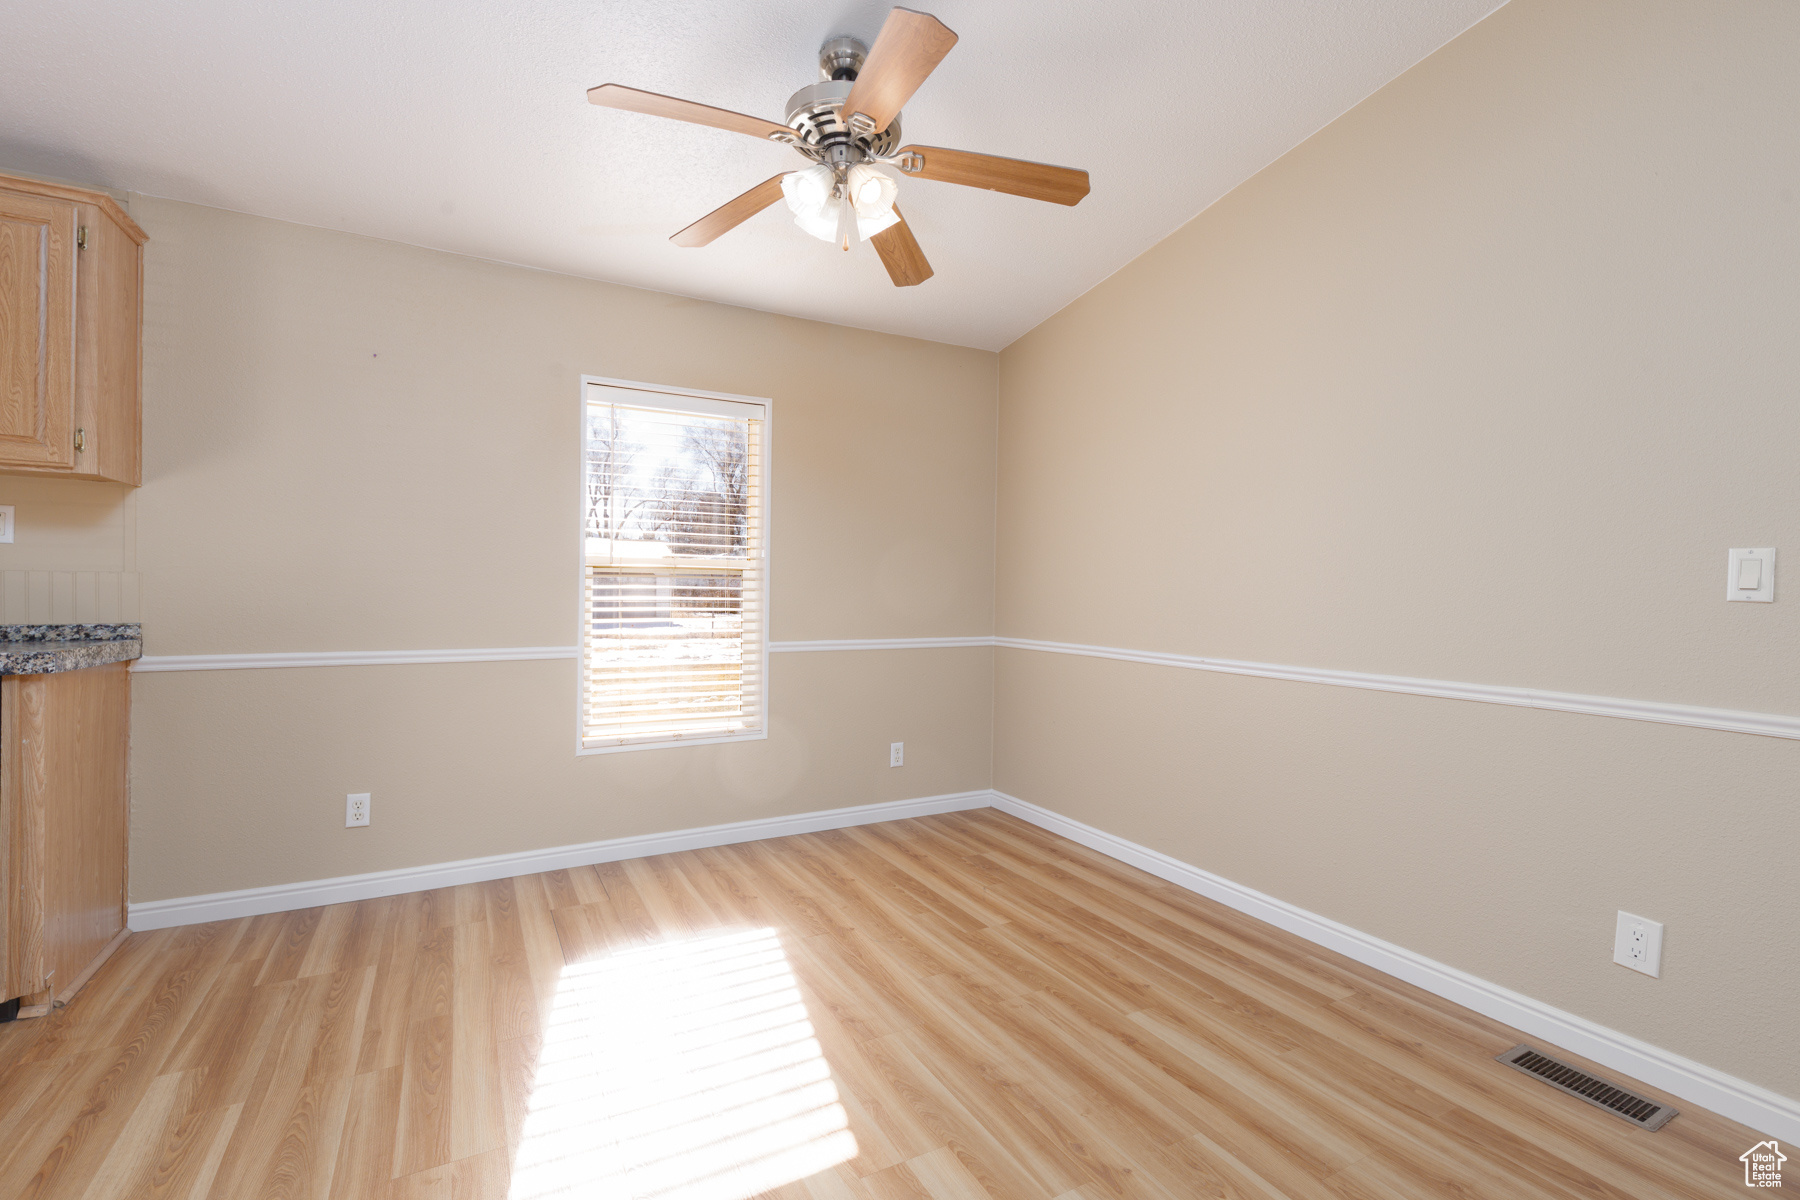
[[0, 506, 13, 543], [1727, 548, 1774, 602]]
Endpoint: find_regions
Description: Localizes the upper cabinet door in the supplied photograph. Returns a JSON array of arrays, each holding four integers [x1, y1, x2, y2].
[[0, 190, 76, 469]]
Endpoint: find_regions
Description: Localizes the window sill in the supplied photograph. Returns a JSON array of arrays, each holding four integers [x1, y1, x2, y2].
[[576, 728, 769, 756]]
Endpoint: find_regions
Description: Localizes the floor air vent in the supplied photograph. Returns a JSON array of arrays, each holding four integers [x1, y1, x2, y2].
[[1496, 1045, 1677, 1131]]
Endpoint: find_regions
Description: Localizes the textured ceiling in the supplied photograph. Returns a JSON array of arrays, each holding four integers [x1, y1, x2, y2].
[[0, 1, 1504, 350]]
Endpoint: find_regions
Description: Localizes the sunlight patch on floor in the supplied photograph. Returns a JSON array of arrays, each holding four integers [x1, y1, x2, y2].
[[509, 927, 858, 1199]]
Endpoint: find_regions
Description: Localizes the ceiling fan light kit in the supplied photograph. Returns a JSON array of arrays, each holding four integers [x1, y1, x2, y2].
[[586, 6, 1090, 287], [780, 162, 900, 248]]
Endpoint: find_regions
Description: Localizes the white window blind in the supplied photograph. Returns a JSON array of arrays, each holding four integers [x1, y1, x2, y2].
[[581, 383, 768, 750]]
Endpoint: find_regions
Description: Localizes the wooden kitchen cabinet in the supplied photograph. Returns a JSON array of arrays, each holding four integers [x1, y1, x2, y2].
[[0, 172, 145, 485], [0, 662, 131, 1016]]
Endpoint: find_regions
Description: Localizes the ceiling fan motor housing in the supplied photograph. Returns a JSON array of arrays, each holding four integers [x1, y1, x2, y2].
[[784, 38, 902, 161]]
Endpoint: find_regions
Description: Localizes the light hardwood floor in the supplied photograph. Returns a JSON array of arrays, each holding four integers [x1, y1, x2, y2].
[[0, 810, 1762, 1198]]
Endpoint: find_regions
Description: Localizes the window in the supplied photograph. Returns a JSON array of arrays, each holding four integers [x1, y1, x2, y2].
[[579, 379, 768, 752]]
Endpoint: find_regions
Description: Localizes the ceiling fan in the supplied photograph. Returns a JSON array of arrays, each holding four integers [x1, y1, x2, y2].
[[586, 7, 1090, 287]]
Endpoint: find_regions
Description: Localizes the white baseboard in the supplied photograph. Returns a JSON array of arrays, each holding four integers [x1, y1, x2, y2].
[[126, 789, 990, 931], [988, 789, 1798, 1143], [126, 783, 1796, 1142]]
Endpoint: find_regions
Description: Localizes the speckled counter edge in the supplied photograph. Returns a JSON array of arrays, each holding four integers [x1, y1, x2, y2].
[[0, 624, 141, 643], [0, 625, 143, 676]]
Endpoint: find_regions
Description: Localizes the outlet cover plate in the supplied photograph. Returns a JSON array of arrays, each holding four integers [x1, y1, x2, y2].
[[346, 793, 371, 828], [889, 742, 904, 767], [0, 506, 14, 543], [1613, 910, 1662, 978]]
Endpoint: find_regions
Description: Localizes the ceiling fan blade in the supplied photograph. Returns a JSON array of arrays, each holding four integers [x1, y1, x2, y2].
[[895, 145, 1090, 206], [839, 9, 958, 138], [871, 206, 933, 287], [671, 175, 792, 247], [587, 84, 795, 143]]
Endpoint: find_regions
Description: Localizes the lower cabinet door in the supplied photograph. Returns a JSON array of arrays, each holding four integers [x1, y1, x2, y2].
[[0, 663, 129, 1008]]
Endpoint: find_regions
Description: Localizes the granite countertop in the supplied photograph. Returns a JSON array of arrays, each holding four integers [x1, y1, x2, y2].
[[0, 624, 142, 676]]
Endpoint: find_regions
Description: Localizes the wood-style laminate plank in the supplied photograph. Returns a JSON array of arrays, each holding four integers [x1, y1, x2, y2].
[[167, 1100, 245, 1200], [862, 1032, 1068, 1200], [227, 913, 290, 968], [448, 922, 503, 1161], [257, 964, 376, 1200], [860, 1158, 939, 1200], [356, 895, 422, 1075], [0, 811, 1767, 1199], [494, 1034, 541, 1162], [591, 859, 660, 944], [8, 926, 243, 1199], [618, 852, 713, 939], [327, 1066, 403, 1200], [391, 928, 455, 1179], [163, 963, 295, 1113], [505, 873, 564, 1035], [254, 906, 325, 986], [480, 880, 537, 1045], [197, 966, 369, 1200], [0, 1051, 113, 1186], [293, 902, 359, 981], [536, 869, 585, 912]]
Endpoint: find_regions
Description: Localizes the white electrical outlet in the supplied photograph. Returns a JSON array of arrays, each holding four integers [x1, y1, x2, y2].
[[889, 742, 904, 767], [346, 792, 371, 827], [0, 506, 14, 543], [1612, 910, 1662, 977]]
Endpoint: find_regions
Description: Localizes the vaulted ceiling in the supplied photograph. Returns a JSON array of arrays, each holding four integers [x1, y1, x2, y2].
[[0, 0, 1505, 349]]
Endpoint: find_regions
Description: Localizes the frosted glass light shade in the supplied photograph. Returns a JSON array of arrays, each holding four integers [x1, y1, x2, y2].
[[846, 165, 897, 220], [781, 164, 838, 242], [856, 209, 900, 239], [780, 162, 900, 246], [781, 164, 833, 213], [793, 204, 840, 242]]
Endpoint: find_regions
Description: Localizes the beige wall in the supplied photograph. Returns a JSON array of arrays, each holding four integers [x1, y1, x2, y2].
[[116, 195, 997, 901], [995, 0, 1800, 1098], [134, 649, 992, 900]]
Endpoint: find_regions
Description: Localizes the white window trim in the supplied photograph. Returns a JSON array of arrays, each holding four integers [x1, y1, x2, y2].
[[574, 375, 772, 756]]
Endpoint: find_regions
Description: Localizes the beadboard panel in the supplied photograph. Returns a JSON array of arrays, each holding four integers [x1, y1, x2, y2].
[[0, 571, 140, 624]]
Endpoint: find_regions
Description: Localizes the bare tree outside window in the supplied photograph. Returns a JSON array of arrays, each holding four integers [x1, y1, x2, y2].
[[675, 423, 750, 553], [584, 407, 646, 541], [634, 423, 747, 557], [586, 410, 747, 554]]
